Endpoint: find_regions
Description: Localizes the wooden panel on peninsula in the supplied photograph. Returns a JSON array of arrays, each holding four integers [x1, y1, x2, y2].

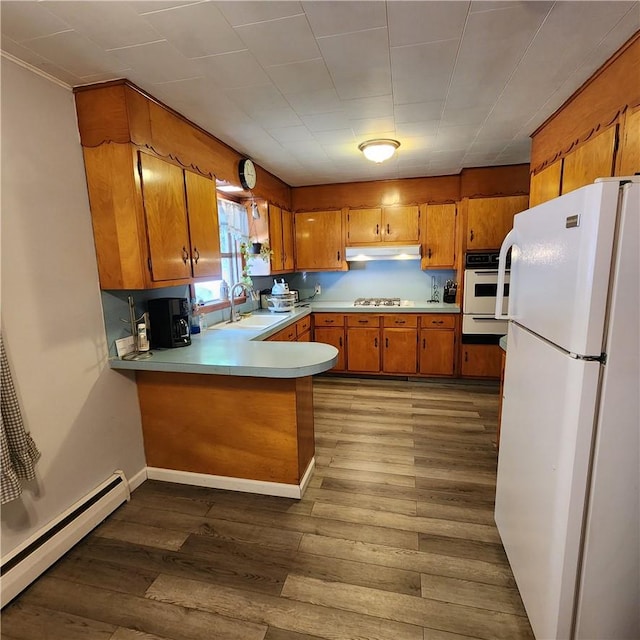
[[136, 372, 315, 487]]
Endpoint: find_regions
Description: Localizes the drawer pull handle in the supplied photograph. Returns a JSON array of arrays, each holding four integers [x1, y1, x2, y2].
[[385, 337, 389, 348], [470, 229, 474, 242], [387, 223, 390, 234], [339, 337, 343, 347], [395, 320, 405, 324], [422, 338, 426, 349], [432, 320, 444, 325], [193, 247, 200, 264], [358, 319, 368, 324], [428, 248, 432, 259], [182, 246, 189, 264], [374, 337, 378, 348], [375, 224, 379, 235]]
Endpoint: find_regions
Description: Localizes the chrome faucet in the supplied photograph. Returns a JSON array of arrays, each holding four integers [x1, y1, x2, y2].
[[228, 281, 253, 323]]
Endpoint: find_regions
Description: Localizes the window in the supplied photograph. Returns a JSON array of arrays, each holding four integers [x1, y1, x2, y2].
[[194, 198, 248, 305]]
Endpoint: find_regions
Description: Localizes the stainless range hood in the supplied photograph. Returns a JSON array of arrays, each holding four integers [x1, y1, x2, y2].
[[345, 244, 422, 262]]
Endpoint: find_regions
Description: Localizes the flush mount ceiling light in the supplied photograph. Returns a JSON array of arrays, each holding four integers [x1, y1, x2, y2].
[[358, 139, 401, 163]]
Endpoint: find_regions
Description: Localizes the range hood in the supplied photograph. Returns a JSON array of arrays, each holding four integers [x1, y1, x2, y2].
[[345, 244, 422, 262]]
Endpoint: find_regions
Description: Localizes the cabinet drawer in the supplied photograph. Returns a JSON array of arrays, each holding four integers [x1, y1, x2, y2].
[[421, 314, 456, 329], [383, 314, 418, 328], [347, 314, 381, 327], [296, 316, 311, 334], [314, 313, 345, 327]]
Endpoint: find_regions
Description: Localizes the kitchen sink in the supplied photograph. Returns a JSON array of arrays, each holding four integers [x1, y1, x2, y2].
[[209, 314, 286, 330]]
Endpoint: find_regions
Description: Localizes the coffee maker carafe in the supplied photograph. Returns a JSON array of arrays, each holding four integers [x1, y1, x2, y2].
[[147, 298, 191, 348]]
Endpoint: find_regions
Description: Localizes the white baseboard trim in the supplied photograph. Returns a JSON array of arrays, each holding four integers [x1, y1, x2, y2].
[[0, 471, 130, 608], [128, 467, 147, 492], [147, 459, 316, 499]]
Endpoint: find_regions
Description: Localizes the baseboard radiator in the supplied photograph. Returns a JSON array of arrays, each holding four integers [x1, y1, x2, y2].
[[0, 470, 130, 607]]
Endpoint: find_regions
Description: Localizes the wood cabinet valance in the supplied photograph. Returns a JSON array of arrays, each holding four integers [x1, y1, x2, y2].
[[74, 80, 291, 209]]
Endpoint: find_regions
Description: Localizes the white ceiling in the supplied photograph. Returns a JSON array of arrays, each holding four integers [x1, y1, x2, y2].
[[2, 1, 638, 187]]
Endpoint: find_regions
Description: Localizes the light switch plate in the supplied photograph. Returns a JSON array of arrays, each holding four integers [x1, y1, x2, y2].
[[115, 336, 135, 358]]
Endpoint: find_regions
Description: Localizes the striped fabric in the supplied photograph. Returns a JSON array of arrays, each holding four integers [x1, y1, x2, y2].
[[1, 333, 41, 504]]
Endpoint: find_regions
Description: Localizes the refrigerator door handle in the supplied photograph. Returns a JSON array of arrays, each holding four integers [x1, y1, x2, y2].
[[496, 228, 517, 319]]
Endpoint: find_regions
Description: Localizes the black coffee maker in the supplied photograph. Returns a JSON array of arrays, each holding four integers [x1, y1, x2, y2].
[[148, 298, 191, 348]]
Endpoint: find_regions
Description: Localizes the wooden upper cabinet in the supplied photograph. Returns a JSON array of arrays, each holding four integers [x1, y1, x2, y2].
[[421, 203, 457, 269], [82, 144, 221, 289], [346, 205, 419, 245], [268, 204, 284, 271], [347, 208, 382, 244], [282, 209, 295, 272], [618, 106, 640, 176], [382, 205, 420, 243], [529, 161, 562, 208], [268, 205, 295, 273], [465, 195, 529, 250], [294, 210, 344, 271], [562, 126, 617, 195], [184, 170, 221, 280]]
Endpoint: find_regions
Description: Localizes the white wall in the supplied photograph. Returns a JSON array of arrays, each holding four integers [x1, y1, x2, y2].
[[0, 57, 146, 556]]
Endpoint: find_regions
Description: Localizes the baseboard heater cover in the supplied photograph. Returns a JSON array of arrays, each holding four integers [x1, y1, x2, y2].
[[0, 470, 130, 608]]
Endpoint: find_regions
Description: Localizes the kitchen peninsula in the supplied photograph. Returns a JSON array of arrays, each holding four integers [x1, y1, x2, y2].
[[113, 308, 337, 499]]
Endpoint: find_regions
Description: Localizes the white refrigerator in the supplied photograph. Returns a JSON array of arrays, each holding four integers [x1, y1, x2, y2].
[[494, 177, 639, 640]]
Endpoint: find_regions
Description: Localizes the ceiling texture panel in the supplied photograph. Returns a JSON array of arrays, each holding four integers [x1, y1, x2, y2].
[[1, 0, 638, 186]]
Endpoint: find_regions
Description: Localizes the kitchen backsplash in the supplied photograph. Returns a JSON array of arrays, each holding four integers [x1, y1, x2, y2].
[[252, 262, 455, 304]]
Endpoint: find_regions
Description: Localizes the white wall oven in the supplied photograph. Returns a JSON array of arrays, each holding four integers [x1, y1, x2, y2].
[[463, 251, 510, 341]]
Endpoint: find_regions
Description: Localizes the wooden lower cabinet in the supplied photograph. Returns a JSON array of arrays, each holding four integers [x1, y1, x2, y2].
[[347, 327, 381, 373], [419, 329, 455, 376], [312, 312, 458, 377], [383, 328, 418, 374], [461, 343, 503, 379], [313, 327, 345, 371]]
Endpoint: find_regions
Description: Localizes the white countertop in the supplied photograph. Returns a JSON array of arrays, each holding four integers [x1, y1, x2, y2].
[[109, 301, 461, 378]]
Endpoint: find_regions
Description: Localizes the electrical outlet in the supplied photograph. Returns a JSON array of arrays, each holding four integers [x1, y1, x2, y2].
[[314, 283, 321, 295]]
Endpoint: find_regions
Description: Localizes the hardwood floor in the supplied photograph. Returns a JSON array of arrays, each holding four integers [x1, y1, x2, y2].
[[1, 376, 534, 640]]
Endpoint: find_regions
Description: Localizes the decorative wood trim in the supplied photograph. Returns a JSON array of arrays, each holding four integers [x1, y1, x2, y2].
[[74, 79, 292, 209], [531, 32, 640, 172]]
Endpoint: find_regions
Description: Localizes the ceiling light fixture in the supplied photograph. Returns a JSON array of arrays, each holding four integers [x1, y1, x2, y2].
[[358, 139, 401, 163]]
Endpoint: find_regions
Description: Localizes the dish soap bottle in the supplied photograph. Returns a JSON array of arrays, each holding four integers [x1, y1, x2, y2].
[[220, 280, 229, 300]]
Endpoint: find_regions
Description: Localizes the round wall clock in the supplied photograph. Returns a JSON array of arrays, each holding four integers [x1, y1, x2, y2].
[[238, 158, 257, 190]]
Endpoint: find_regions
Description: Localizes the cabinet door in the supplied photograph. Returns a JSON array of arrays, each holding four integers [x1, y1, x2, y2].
[[466, 196, 529, 250], [461, 344, 502, 378], [314, 327, 345, 371], [282, 209, 295, 272], [268, 204, 284, 272], [347, 328, 380, 373], [383, 328, 418, 374], [347, 208, 382, 244], [139, 153, 192, 281], [422, 203, 456, 269], [562, 126, 617, 195], [529, 161, 562, 207], [295, 210, 344, 270], [420, 330, 455, 376], [382, 205, 419, 243], [184, 170, 221, 279]]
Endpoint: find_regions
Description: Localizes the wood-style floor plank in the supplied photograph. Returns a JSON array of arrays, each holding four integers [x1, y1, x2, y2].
[[1, 376, 533, 640]]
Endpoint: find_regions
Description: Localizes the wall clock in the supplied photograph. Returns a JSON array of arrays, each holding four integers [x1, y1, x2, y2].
[[238, 158, 257, 190]]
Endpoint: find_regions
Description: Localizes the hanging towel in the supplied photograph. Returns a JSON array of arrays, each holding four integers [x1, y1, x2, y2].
[[1, 333, 41, 504]]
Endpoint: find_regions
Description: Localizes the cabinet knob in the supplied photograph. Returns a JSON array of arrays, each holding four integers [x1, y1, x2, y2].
[[182, 246, 189, 264]]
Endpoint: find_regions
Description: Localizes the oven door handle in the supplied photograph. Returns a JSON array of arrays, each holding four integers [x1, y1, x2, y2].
[[496, 228, 517, 320]]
